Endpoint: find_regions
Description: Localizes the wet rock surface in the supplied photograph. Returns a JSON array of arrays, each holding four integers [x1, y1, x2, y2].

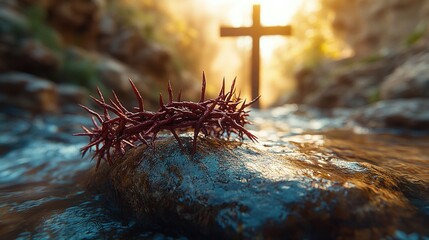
[[94, 133, 429, 239], [1, 106, 429, 239], [353, 99, 429, 130], [0, 72, 59, 113], [381, 52, 429, 99]]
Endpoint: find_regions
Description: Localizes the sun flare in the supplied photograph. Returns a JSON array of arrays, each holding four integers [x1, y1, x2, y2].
[[197, 0, 308, 107], [227, 0, 304, 57]]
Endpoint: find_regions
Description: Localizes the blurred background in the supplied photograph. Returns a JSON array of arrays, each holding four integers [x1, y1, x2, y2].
[[2, 1, 429, 238], [1, 0, 429, 111]]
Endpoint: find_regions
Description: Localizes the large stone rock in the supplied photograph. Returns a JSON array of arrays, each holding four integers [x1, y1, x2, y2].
[[45, 0, 101, 49], [0, 72, 58, 113], [323, 0, 429, 56], [306, 59, 397, 108], [95, 57, 158, 108], [0, 7, 60, 75], [381, 52, 429, 99], [9, 39, 60, 75], [92, 136, 427, 239], [290, 45, 429, 108], [352, 99, 429, 130], [99, 26, 176, 81], [57, 84, 87, 113]]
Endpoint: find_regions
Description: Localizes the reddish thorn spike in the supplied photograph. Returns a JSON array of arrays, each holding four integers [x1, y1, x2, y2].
[[170, 130, 185, 151], [217, 118, 223, 129], [230, 77, 237, 94], [200, 72, 206, 102], [112, 90, 128, 113], [129, 78, 144, 111], [78, 104, 103, 122], [96, 87, 109, 117], [96, 87, 105, 102], [90, 95, 111, 120], [77, 75, 258, 169], [109, 98, 124, 114], [177, 89, 182, 102], [91, 116, 99, 128], [219, 77, 226, 96], [159, 93, 164, 108], [245, 95, 261, 108], [240, 99, 247, 111], [167, 80, 173, 103], [192, 127, 199, 154]]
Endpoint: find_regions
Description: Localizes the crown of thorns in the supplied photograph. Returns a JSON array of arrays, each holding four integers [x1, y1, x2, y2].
[[75, 73, 259, 169]]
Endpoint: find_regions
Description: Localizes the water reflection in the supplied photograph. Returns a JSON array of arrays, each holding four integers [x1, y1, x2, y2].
[[0, 105, 428, 238]]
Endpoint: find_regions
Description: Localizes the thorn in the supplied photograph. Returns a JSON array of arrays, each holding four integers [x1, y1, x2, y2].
[[192, 128, 199, 155], [159, 93, 164, 109], [167, 80, 173, 103], [240, 99, 247, 111], [109, 98, 124, 114], [177, 89, 182, 102], [200, 71, 206, 102], [96, 87, 105, 103], [79, 104, 103, 122], [129, 78, 144, 111], [170, 130, 185, 152], [245, 95, 261, 108], [112, 90, 128, 113], [230, 76, 237, 94], [219, 77, 225, 96]]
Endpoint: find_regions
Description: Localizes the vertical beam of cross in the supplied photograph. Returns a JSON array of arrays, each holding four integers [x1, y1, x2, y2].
[[220, 4, 292, 108]]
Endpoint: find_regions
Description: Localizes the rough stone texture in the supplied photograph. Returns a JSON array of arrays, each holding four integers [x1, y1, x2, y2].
[[0, 7, 60, 76], [323, 0, 429, 56], [0, 72, 58, 113], [95, 57, 157, 108], [352, 99, 429, 130], [287, 68, 322, 104], [99, 26, 177, 82], [92, 136, 428, 239], [307, 61, 393, 108], [57, 84, 87, 113], [45, 0, 101, 49], [43, 0, 178, 82], [57, 84, 86, 105], [9, 39, 60, 75], [0, 0, 188, 115], [381, 52, 429, 99], [289, 46, 429, 108]]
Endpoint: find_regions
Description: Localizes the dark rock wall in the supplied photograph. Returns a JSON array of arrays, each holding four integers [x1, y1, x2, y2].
[[323, 0, 429, 56], [0, 0, 189, 113]]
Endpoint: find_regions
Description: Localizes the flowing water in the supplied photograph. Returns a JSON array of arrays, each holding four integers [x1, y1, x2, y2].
[[0, 105, 428, 239]]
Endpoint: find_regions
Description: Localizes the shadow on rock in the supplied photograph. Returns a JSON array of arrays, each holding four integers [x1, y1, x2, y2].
[[89, 136, 429, 239]]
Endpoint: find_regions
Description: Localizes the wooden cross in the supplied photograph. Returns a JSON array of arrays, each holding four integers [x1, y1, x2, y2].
[[220, 4, 292, 108]]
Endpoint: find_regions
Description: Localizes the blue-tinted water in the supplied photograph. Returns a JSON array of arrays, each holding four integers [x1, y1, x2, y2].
[[0, 106, 428, 239]]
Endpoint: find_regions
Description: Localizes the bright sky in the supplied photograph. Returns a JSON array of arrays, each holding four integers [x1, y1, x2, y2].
[[204, 0, 305, 107], [208, 0, 304, 58]]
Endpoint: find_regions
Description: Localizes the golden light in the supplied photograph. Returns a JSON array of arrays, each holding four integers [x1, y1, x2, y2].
[[226, 0, 304, 57], [221, 0, 305, 107], [189, 0, 307, 107]]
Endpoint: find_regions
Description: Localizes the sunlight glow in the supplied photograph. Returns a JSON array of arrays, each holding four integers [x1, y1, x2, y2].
[[227, 0, 304, 57], [203, 0, 309, 107]]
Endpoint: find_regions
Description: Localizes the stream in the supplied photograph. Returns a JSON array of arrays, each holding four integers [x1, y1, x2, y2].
[[0, 105, 428, 239]]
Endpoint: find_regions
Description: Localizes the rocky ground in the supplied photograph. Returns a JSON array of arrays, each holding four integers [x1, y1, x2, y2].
[[287, 44, 429, 133], [90, 121, 429, 239], [0, 0, 199, 114], [1, 0, 429, 239]]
